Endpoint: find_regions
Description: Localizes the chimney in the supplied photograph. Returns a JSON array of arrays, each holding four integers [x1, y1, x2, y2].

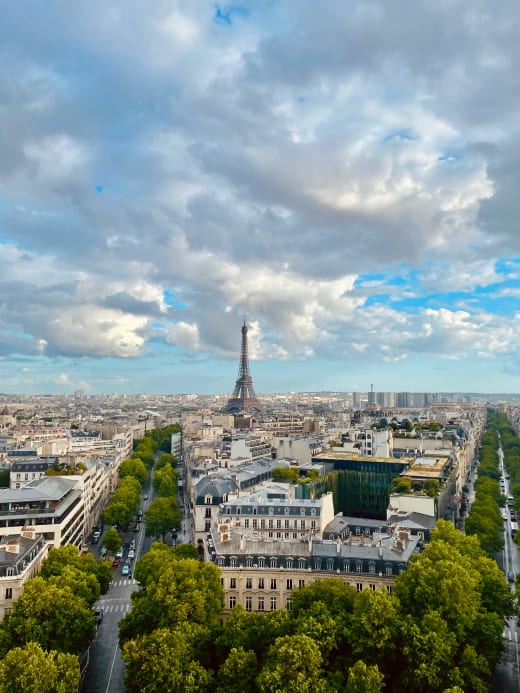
[[6, 539, 20, 554], [21, 525, 35, 541]]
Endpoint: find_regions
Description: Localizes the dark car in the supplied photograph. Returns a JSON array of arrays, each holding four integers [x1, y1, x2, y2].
[[93, 609, 103, 624]]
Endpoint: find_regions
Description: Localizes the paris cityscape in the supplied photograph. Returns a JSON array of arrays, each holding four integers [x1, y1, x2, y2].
[[2, 1, 520, 691]]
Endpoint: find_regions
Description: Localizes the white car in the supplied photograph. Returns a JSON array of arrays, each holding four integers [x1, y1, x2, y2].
[[116, 548, 123, 559], [128, 549, 135, 560]]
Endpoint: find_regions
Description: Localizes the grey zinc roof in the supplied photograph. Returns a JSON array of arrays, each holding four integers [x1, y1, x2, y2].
[[0, 475, 79, 502], [195, 476, 238, 500]]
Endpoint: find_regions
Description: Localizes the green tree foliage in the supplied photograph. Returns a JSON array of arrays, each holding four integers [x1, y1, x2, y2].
[[103, 526, 123, 555], [119, 556, 224, 644], [1, 577, 95, 656], [101, 474, 141, 527], [144, 496, 182, 540], [145, 423, 181, 453], [424, 478, 440, 496], [271, 467, 300, 483], [155, 452, 177, 470], [0, 469, 10, 487], [47, 565, 100, 607], [216, 647, 258, 693], [389, 477, 412, 494], [40, 544, 111, 595], [119, 457, 148, 486], [256, 634, 329, 693], [0, 642, 80, 693], [153, 462, 178, 498], [345, 660, 384, 693], [123, 625, 212, 693]]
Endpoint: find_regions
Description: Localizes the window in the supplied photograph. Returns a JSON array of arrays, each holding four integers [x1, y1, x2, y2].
[[311, 508, 316, 516], [293, 519, 298, 528], [344, 561, 351, 573], [218, 557, 225, 567], [286, 578, 293, 590], [245, 596, 252, 612], [298, 559, 306, 570], [270, 578, 277, 589], [276, 519, 281, 529], [369, 583, 376, 591], [244, 518, 249, 528], [230, 557, 237, 568], [5, 588, 12, 600], [327, 559, 334, 571], [311, 520, 316, 530], [246, 578, 252, 589], [386, 565, 393, 576], [205, 521, 211, 532], [368, 562, 376, 575], [356, 561, 363, 573], [286, 558, 293, 569], [260, 519, 266, 529], [284, 507, 289, 515], [270, 597, 277, 611], [314, 559, 321, 571], [269, 507, 274, 515], [301, 520, 306, 529], [230, 578, 236, 589], [205, 496, 212, 504], [270, 557, 277, 568], [246, 557, 253, 568], [252, 519, 258, 529], [258, 597, 264, 611], [386, 585, 393, 595], [268, 519, 273, 529], [258, 557, 265, 568], [205, 507, 211, 518], [229, 596, 236, 609], [258, 578, 264, 589], [298, 579, 305, 588], [356, 583, 363, 592], [286, 597, 293, 610], [300, 507, 305, 515], [285, 519, 290, 529]]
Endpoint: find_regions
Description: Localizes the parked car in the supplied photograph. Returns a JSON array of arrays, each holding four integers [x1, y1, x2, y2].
[[100, 546, 108, 557], [112, 558, 120, 567], [122, 563, 130, 577], [143, 494, 148, 500], [116, 548, 123, 559], [132, 524, 140, 533], [93, 608, 103, 624], [130, 540, 136, 550]]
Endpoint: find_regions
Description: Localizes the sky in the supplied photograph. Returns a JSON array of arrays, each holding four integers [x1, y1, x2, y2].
[[1, 1, 520, 395]]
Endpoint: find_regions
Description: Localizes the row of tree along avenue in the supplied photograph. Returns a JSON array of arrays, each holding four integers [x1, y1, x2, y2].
[[118, 521, 516, 693], [100, 425, 182, 548], [0, 545, 111, 692]]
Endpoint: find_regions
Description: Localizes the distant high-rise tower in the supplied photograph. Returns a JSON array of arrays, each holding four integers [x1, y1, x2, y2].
[[225, 321, 261, 413]]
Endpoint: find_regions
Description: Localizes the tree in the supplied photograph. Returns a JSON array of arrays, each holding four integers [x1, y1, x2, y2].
[[103, 527, 122, 555], [271, 467, 300, 483], [424, 479, 440, 496], [119, 558, 224, 644], [256, 634, 329, 693], [216, 647, 258, 693], [144, 497, 182, 541], [40, 545, 111, 594], [119, 457, 148, 486], [345, 661, 384, 693], [155, 453, 177, 470], [47, 565, 100, 606], [389, 477, 412, 494], [0, 642, 80, 693], [2, 577, 95, 655], [174, 543, 198, 559], [123, 624, 212, 693]]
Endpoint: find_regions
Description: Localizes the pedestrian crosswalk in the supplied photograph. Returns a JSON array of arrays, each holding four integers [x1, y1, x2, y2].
[[98, 603, 131, 615], [110, 579, 137, 588]]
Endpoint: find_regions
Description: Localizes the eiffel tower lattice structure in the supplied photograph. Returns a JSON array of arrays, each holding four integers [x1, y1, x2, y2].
[[225, 321, 262, 413]]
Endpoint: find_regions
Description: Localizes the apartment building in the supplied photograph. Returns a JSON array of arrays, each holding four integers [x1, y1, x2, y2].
[[0, 476, 85, 548], [210, 518, 419, 616], [0, 526, 48, 621]]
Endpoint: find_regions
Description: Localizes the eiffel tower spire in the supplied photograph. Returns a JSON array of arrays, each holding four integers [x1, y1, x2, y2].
[[225, 320, 261, 413]]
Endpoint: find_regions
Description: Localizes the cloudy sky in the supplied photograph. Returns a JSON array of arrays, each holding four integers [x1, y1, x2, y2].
[[1, 1, 520, 395]]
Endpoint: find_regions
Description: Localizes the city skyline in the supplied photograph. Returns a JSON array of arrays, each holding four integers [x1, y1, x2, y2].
[[1, 3, 520, 395]]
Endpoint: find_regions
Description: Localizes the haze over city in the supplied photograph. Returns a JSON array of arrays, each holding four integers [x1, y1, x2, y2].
[[1, 2, 520, 395]]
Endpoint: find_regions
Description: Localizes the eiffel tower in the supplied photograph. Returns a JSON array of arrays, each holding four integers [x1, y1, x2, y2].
[[225, 320, 261, 413]]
